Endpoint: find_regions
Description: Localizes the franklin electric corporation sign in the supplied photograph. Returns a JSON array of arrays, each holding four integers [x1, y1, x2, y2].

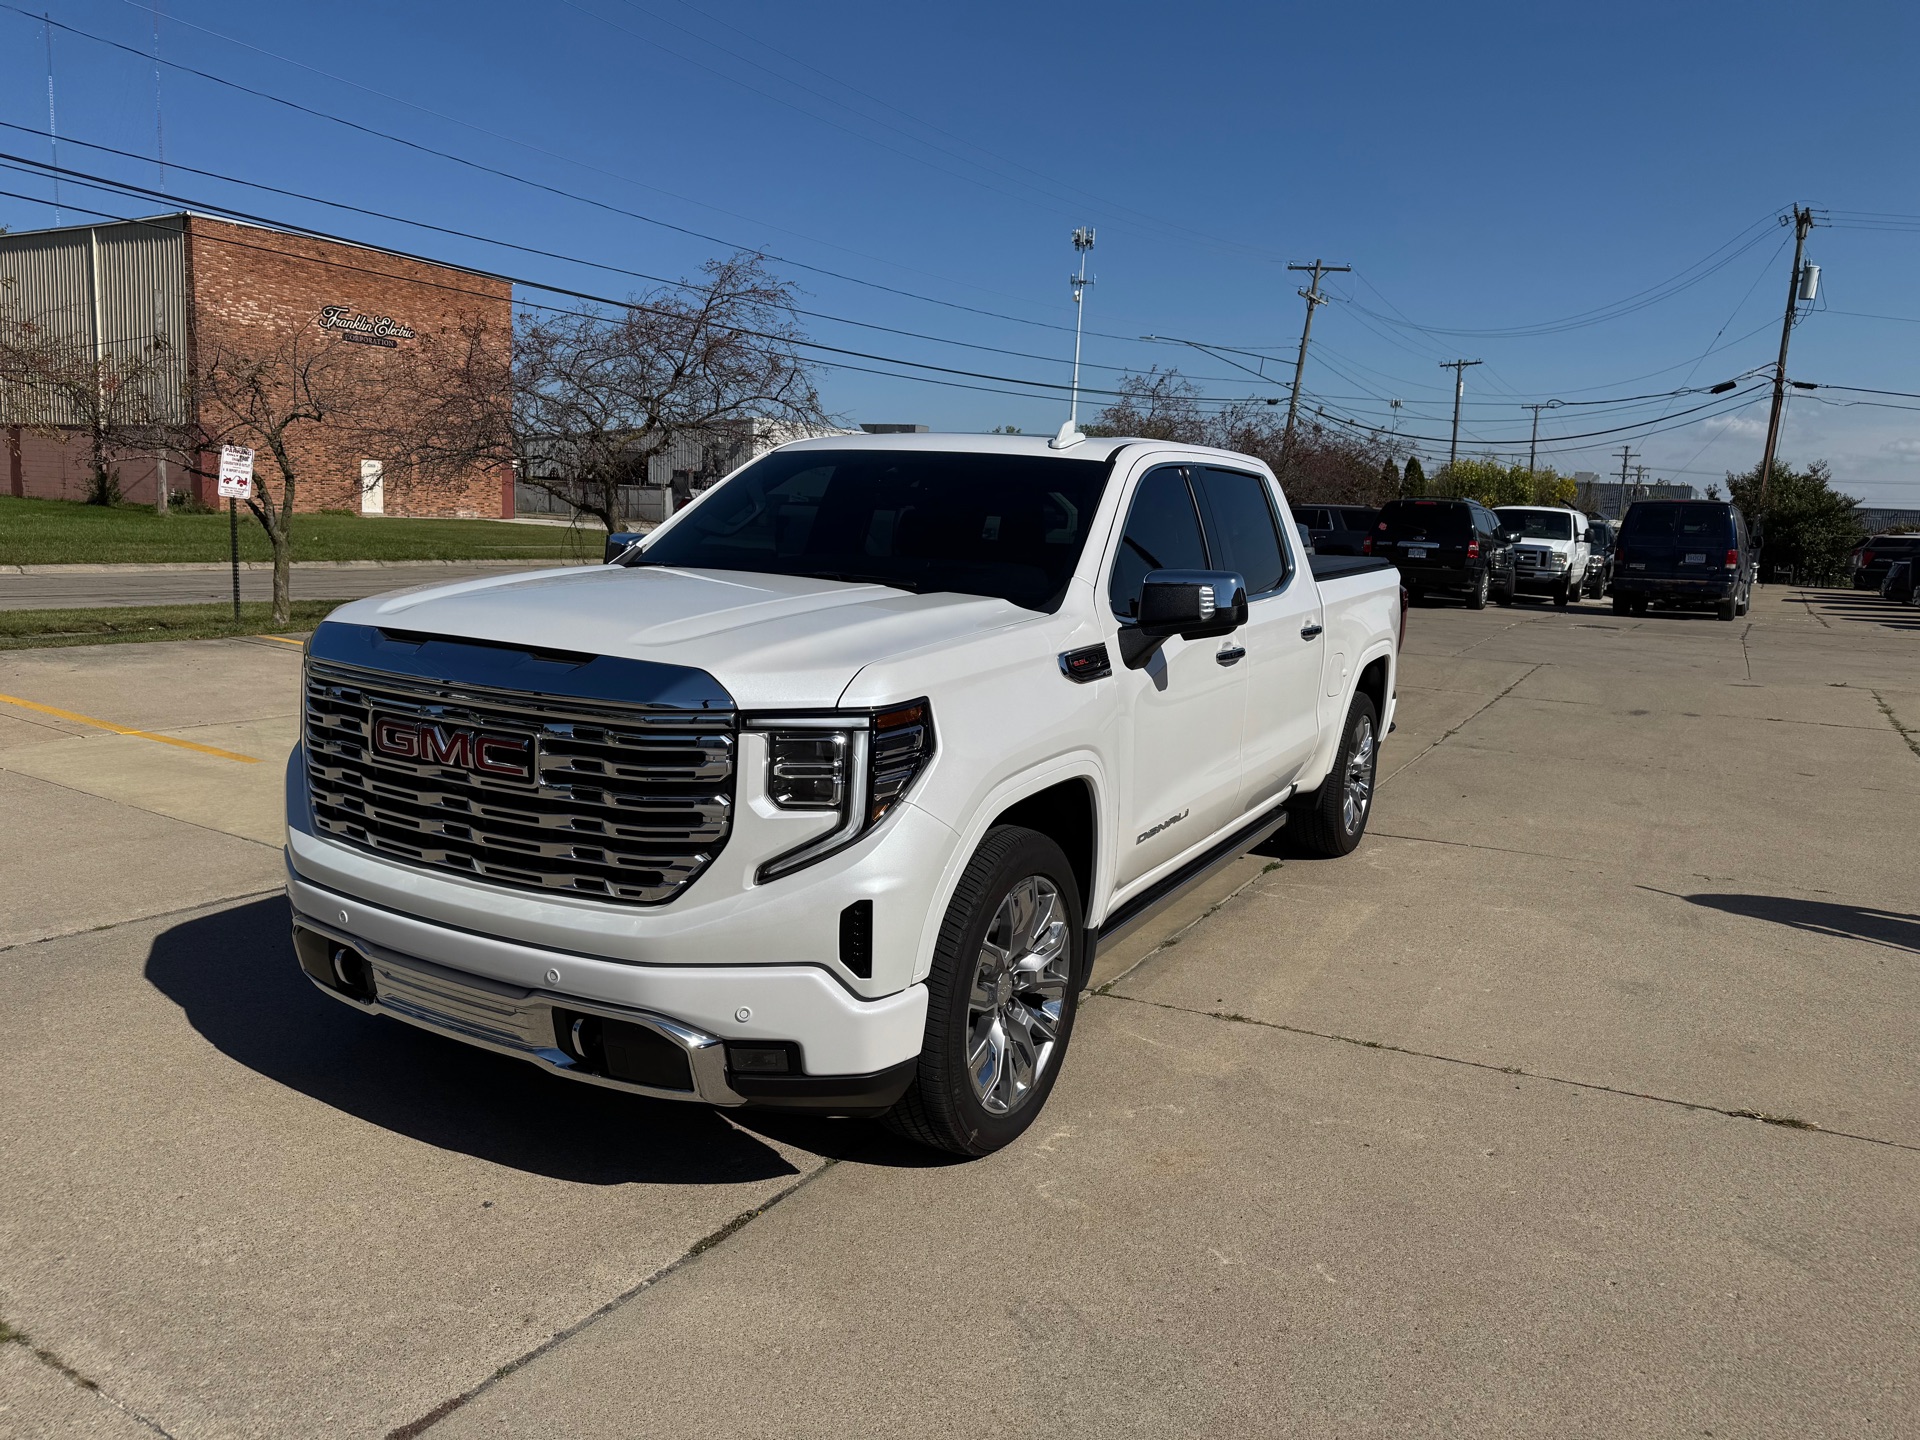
[[318, 304, 418, 348]]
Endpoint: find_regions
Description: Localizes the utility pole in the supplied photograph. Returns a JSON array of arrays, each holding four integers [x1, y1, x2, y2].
[[1522, 399, 1562, 476], [1756, 205, 1816, 515], [1281, 259, 1350, 468], [1439, 359, 1482, 477], [1614, 447, 1636, 520], [1065, 227, 1095, 436]]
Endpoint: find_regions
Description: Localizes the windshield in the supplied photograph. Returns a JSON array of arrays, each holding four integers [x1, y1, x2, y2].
[[1496, 508, 1575, 540], [1376, 500, 1471, 541], [628, 448, 1111, 612]]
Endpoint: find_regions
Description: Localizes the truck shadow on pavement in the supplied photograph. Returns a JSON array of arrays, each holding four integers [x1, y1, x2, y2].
[[145, 896, 813, 1186], [1680, 891, 1920, 954]]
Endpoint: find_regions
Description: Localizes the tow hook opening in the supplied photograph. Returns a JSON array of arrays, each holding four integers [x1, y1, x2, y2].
[[292, 926, 375, 1002], [553, 1010, 695, 1093]]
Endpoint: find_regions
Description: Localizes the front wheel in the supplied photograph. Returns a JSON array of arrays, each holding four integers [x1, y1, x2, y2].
[[1553, 578, 1572, 607], [884, 826, 1085, 1157], [1291, 691, 1380, 859]]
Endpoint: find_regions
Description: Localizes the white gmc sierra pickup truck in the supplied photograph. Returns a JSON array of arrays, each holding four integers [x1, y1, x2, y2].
[[286, 432, 1403, 1154]]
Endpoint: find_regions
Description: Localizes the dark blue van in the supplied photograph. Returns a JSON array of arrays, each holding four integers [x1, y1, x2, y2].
[[1611, 499, 1753, 621]]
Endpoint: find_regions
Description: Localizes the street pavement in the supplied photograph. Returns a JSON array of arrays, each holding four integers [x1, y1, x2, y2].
[[0, 587, 1915, 1437], [0, 559, 591, 611]]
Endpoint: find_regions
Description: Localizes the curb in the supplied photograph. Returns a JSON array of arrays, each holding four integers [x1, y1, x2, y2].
[[1, 558, 595, 576]]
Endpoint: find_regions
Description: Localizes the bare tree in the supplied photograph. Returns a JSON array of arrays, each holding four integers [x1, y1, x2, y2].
[[1089, 367, 1399, 506], [147, 329, 357, 625], [0, 277, 174, 504], [381, 252, 830, 533]]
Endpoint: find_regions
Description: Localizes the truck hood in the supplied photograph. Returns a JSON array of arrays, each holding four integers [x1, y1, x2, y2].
[[328, 564, 1038, 708]]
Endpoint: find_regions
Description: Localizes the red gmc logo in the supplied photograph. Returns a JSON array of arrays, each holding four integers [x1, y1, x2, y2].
[[370, 714, 534, 781]]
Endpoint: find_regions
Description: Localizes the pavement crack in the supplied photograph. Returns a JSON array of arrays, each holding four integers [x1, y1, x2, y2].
[[0, 765, 282, 854], [1870, 689, 1920, 761], [1092, 863, 1275, 997], [0, 887, 286, 955], [1366, 829, 1586, 863], [1097, 991, 1920, 1154], [384, 1161, 839, 1439], [1380, 662, 1543, 782], [1794, 589, 1833, 629], [0, 1319, 177, 1437], [1740, 622, 1754, 680]]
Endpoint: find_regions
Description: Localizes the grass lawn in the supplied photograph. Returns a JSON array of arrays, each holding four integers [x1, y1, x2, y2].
[[0, 496, 595, 566], [0, 601, 345, 650]]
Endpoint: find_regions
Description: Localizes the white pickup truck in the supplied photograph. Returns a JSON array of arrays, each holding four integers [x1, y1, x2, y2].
[[286, 433, 1403, 1154]]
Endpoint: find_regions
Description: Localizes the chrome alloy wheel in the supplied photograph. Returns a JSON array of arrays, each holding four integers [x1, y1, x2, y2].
[[965, 875, 1071, 1116], [1341, 712, 1377, 836]]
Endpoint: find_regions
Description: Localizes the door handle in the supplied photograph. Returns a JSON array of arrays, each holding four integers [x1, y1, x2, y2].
[[1215, 645, 1246, 666], [1300, 623, 1324, 640]]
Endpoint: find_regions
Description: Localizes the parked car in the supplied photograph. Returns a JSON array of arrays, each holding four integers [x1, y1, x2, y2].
[[1611, 498, 1754, 620], [1584, 518, 1616, 597], [1295, 504, 1379, 556], [288, 433, 1404, 1156], [1882, 557, 1919, 605], [1851, 535, 1920, 591], [1493, 504, 1594, 607], [1365, 497, 1518, 608]]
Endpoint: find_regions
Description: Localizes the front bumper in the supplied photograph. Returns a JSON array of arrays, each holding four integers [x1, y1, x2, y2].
[[1512, 568, 1570, 594], [288, 864, 928, 1112]]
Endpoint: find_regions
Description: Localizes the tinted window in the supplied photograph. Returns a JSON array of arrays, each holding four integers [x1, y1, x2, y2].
[[1108, 466, 1209, 619], [1299, 507, 1330, 530], [634, 448, 1110, 613], [1621, 503, 1734, 544], [1342, 508, 1378, 530], [1194, 467, 1289, 594], [1377, 500, 1472, 541]]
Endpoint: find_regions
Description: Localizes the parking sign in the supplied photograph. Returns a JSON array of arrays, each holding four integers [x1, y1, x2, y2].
[[217, 445, 255, 500]]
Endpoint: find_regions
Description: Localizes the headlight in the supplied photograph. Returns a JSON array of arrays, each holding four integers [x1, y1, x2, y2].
[[748, 699, 935, 882]]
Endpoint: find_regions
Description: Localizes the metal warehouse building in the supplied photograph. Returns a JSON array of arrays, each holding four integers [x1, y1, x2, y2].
[[1, 212, 514, 516]]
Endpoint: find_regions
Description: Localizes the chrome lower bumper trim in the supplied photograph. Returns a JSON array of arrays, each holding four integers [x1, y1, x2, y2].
[[292, 912, 744, 1105]]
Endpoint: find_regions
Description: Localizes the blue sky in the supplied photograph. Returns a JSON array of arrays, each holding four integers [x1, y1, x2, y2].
[[5, 0, 1919, 503]]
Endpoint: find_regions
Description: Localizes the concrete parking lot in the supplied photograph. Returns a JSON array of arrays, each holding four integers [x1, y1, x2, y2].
[[1, 586, 1916, 1438]]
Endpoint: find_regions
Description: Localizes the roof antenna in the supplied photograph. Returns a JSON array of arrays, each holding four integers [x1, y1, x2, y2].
[[1050, 226, 1095, 449]]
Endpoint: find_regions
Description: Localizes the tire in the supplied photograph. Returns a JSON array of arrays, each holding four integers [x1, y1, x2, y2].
[[1631, 598, 1649, 615], [1553, 578, 1571, 608], [1493, 580, 1515, 607], [1716, 595, 1737, 621], [1466, 570, 1490, 610], [883, 825, 1085, 1157], [1291, 692, 1380, 859], [1735, 587, 1750, 617], [1612, 594, 1630, 615]]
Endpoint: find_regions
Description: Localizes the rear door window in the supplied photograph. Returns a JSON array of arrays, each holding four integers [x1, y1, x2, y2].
[[1193, 466, 1290, 594], [1108, 466, 1210, 620], [1376, 501, 1471, 542]]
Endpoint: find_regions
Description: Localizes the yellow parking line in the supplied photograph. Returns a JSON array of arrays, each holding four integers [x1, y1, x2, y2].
[[0, 692, 261, 764], [256, 634, 305, 647]]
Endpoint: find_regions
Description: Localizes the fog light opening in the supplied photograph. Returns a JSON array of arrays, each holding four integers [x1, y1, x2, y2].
[[329, 946, 375, 1002]]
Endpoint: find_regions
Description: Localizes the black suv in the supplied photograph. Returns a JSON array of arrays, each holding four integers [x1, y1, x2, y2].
[[1851, 535, 1920, 591], [1365, 497, 1518, 609], [1295, 505, 1379, 556], [1611, 499, 1753, 621]]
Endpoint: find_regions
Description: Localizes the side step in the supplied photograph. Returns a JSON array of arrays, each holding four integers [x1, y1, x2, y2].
[[1090, 799, 1289, 961]]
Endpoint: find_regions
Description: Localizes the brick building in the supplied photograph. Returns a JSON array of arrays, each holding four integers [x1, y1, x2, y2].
[[1, 213, 513, 516]]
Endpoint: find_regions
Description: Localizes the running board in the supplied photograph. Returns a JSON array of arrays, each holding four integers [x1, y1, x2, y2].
[[1090, 799, 1290, 961]]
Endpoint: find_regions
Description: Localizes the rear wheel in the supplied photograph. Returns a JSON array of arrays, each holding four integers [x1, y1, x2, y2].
[[1612, 594, 1630, 615], [1631, 598, 1649, 615], [1291, 692, 1380, 859], [884, 826, 1084, 1157], [1716, 595, 1737, 621], [1466, 570, 1490, 610]]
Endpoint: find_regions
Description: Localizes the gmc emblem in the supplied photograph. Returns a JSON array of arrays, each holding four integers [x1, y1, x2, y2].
[[369, 714, 534, 781]]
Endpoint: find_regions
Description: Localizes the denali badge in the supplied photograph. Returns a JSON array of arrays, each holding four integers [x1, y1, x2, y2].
[[1135, 808, 1188, 845], [370, 714, 534, 780]]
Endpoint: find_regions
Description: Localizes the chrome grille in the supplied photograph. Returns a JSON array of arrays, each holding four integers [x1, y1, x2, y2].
[[304, 656, 734, 905]]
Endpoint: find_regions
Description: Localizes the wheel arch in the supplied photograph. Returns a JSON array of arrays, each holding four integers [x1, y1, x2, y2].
[[990, 777, 1098, 920]]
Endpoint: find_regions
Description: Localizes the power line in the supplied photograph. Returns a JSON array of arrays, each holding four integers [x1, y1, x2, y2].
[[0, 4, 1163, 346]]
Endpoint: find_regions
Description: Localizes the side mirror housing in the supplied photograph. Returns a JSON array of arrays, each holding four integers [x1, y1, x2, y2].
[[1137, 569, 1248, 640], [604, 531, 643, 564], [1499, 527, 1524, 544]]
